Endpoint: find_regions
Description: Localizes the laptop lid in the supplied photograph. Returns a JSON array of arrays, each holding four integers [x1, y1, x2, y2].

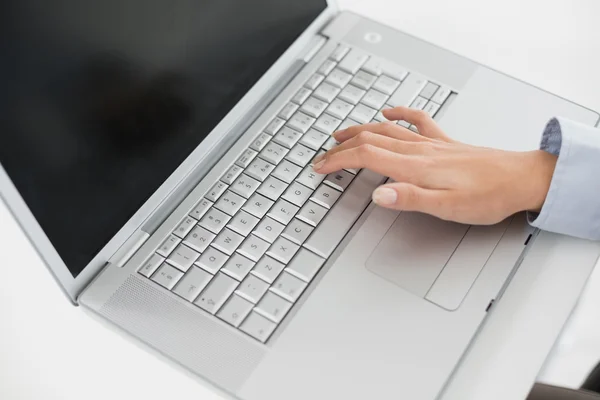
[[0, 0, 335, 303]]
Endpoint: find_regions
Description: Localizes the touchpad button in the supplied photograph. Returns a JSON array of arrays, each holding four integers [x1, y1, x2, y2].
[[366, 212, 469, 298]]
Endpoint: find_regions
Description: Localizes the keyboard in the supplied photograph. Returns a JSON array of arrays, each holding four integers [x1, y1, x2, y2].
[[137, 44, 453, 343]]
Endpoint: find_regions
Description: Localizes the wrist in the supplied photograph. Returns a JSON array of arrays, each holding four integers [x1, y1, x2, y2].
[[519, 150, 557, 213]]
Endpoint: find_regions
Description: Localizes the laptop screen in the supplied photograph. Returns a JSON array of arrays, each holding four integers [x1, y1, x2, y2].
[[0, 0, 328, 277]]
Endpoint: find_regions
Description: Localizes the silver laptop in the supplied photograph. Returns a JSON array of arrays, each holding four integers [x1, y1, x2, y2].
[[1, 1, 599, 399]]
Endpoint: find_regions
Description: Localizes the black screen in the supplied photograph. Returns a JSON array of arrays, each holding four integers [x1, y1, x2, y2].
[[0, 0, 327, 277]]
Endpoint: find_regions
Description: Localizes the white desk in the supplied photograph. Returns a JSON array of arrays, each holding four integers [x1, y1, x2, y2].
[[1, 0, 600, 399]]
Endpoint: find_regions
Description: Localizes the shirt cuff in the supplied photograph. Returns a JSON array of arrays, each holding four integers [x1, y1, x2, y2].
[[527, 117, 600, 240]]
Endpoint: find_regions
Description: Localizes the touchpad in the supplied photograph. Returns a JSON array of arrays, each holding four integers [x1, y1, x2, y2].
[[366, 212, 469, 299]]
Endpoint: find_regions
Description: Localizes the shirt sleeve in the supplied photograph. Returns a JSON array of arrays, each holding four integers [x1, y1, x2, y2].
[[527, 117, 600, 240]]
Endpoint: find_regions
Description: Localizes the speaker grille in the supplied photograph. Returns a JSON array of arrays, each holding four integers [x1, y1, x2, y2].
[[100, 275, 265, 392]]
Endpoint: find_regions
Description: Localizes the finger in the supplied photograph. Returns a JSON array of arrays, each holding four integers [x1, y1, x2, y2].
[[372, 182, 455, 219], [313, 144, 431, 186], [333, 121, 429, 143], [382, 107, 453, 142], [323, 130, 434, 160]]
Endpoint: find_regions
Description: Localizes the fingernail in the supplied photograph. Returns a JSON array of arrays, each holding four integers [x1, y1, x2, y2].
[[313, 159, 326, 171], [372, 187, 397, 205], [332, 130, 343, 139]]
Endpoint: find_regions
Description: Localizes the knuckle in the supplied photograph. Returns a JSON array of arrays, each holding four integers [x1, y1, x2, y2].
[[356, 130, 372, 143], [358, 143, 376, 159], [414, 109, 430, 123]]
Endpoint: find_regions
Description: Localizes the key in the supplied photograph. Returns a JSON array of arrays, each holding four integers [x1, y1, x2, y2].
[[420, 82, 439, 99], [278, 102, 299, 120], [304, 169, 386, 258], [282, 181, 312, 207], [264, 117, 286, 135], [227, 210, 260, 236], [313, 82, 340, 103], [388, 73, 428, 107], [372, 75, 400, 95], [253, 217, 285, 243], [195, 246, 228, 274], [291, 87, 312, 105], [236, 274, 269, 303], [350, 70, 377, 90], [287, 112, 315, 134], [299, 129, 329, 151], [398, 120, 411, 128], [313, 114, 342, 136], [240, 312, 277, 343], [330, 44, 350, 62], [237, 234, 270, 262], [338, 48, 369, 74], [189, 198, 213, 220], [381, 63, 409, 81], [337, 118, 361, 131], [373, 109, 387, 122], [251, 256, 286, 284], [157, 234, 181, 257], [217, 294, 254, 328], [297, 200, 328, 226], [432, 86, 451, 104], [231, 174, 261, 198], [285, 248, 325, 282], [249, 132, 271, 153], [349, 104, 377, 124], [195, 272, 237, 314], [322, 136, 338, 151], [236, 148, 258, 168], [296, 166, 326, 190], [246, 158, 275, 182], [138, 253, 165, 278], [305, 73, 325, 90], [361, 89, 388, 110], [326, 98, 353, 120], [214, 190, 245, 216], [282, 218, 314, 245], [205, 181, 228, 202], [362, 57, 385, 76], [172, 266, 213, 302], [173, 216, 196, 238], [424, 101, 441, 118], [211, 228, 244, 255], [311, 184, 341, 208], [299, 96, 328, 118], [272, 126, 302, 149], [259, 142, 288, 165], [183, 225, 216, 253], [318, 59, 337, 75], [338, 84, 366, 105], [410, 96, 428, 110], [242, 193, 274, 218], [167, 244, 200, 272], [409, 125, 419, 133], [255, 291, 292, 323], [324, 170, 354, 192], [267, 237, 300, 264], [151, 263, 184, 290], [257, 176, 288, 201], [325, 68, 352, 88], [221, 165, 244, 185], [311, 149, 327, 166], [286, 143, 316, 167], [267, 199, 299, 225], [271, 159, 302, 183], [270, 271, 307, 303], [199, 207, 231, 234], [221, 253, 255, 281]]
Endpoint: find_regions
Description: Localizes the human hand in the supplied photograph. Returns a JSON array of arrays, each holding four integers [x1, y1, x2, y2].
[[312, 107, 557, 225]]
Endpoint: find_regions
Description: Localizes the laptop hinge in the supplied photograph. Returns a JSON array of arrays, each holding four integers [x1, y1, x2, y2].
[[108, 230, 150, 268], [302, 34, 327, 62]]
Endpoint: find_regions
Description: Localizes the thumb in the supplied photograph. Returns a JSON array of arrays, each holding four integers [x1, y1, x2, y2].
[[372, 182, 451, 218]]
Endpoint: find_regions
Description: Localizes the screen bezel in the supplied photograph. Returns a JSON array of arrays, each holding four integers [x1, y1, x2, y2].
[[0, 0, 337, 303]]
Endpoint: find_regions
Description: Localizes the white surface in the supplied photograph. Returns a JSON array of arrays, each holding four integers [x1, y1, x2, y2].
[[1, 0, 600, 399]]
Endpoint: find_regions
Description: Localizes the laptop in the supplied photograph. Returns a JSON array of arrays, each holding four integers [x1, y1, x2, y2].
[[1, 1, 599, 399]]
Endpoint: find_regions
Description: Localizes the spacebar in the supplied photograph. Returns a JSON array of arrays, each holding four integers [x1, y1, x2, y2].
[[303, 169, 386, 258]]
